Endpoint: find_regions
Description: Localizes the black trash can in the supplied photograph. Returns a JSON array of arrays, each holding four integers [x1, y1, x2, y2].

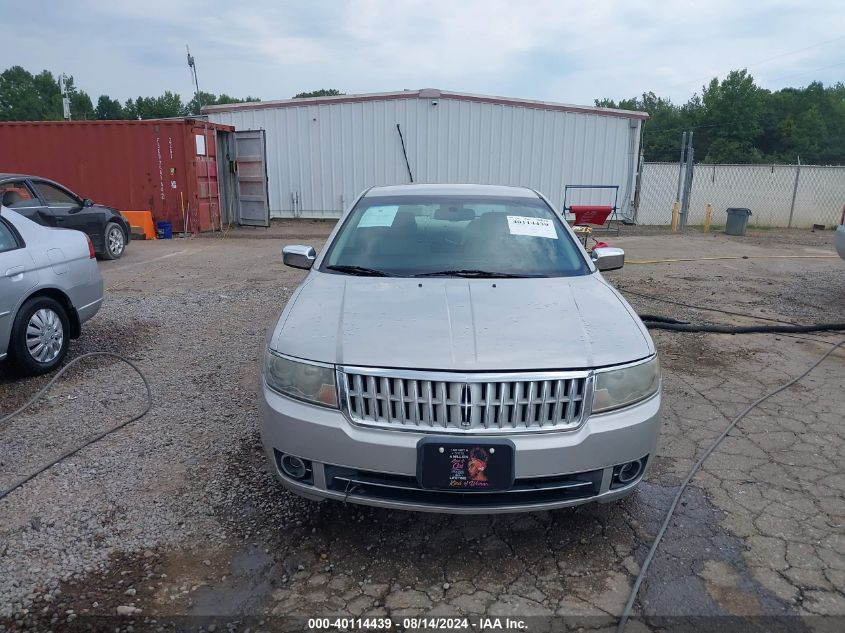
[[725, 208, 752, 236]]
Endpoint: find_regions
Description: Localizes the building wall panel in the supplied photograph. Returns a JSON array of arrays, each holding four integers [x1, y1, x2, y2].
[[208, 96, 641, 219]]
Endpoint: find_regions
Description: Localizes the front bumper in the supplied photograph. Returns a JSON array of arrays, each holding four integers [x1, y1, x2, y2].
[[259, 385, 661, 514]]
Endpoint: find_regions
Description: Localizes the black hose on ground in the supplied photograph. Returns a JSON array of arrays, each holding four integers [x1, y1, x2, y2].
[[640, 320, 845, 334], [636, 314, 690, 325], [0, 352, 152, 503], [620, 287, 800, 325], [626, 289, 845, 336]]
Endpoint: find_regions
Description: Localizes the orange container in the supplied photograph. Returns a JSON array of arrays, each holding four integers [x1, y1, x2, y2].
[[121, 210, 157, 240]]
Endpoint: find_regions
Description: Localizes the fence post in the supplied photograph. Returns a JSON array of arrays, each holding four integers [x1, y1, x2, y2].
[[632, 151, 644, 223], [787, 157, 801, 228], [671, 202, 680, 232], [703, 203, 713, 232], [676, 132, 687, 203]]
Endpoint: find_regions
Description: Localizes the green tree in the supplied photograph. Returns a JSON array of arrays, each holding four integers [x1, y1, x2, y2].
[[131, 91, 186, 119], [0, 66, 61, 120], [33, 70, 63, 119], [185, 90, 217, 115], [293, 89, 344, 98], [0, 67, 98, 120], [597, 92, 692, 161], [95, 95, 124, 119], [596, 69, 845, 164], [151, 91, 186, 118], [122, 98, 138, 119], [69, 91, 95, 120], [698, 69, 765, 162], [185, 91, 260, 115]]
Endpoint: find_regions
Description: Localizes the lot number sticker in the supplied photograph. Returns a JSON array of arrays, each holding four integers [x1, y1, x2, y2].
[[358, 206, 399, 228], [506, 215, 557, 238]]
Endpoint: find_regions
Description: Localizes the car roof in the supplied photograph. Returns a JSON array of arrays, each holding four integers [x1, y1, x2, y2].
[[0, 173, 62, 183], [364, 183, 539, 198]]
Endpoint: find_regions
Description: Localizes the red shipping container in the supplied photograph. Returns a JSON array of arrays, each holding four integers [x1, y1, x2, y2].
[[0, 119, 234, 233]]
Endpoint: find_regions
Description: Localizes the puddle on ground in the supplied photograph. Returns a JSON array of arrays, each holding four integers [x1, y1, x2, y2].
[[630, 481, 806, 627], [190, 544, 279, 616]]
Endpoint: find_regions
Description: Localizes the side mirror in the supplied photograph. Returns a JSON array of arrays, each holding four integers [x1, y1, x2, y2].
[[591, 247, 625, 271], [283, 244, 317, 270], [82, 198, 94, 207]]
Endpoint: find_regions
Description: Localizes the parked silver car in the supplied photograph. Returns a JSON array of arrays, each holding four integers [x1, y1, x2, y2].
[[0, 207, 103, 375], [260, 184, 661, 513]]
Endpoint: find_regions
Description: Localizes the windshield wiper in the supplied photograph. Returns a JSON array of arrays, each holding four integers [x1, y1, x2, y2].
[[326, 265, 396, 277], [415, 269, 543, 278]]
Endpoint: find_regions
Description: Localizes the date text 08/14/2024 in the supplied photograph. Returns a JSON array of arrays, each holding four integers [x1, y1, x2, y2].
[[307, 617, 528, 630]]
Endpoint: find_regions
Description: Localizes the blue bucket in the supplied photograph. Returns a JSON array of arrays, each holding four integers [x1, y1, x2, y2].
[[156, 221, 173, 239]]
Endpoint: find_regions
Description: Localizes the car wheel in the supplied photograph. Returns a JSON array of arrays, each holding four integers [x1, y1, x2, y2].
[[102, 222, 126, 260], [9, 296, 70, 376]]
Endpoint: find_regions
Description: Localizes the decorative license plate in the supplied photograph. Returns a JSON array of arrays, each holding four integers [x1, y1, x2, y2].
[[417, 439, 515, 491]]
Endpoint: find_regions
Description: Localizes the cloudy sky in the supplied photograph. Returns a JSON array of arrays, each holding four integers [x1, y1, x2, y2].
[[11, 0, 845, 106]]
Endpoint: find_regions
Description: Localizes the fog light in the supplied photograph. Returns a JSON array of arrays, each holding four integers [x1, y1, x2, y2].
[[617, 460, 642, 484], [280, 454, 308, 480], [610, 456, 647, 489]]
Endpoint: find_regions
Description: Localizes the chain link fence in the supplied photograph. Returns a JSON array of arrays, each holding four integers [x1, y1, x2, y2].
[[636, 163, 845, 228]]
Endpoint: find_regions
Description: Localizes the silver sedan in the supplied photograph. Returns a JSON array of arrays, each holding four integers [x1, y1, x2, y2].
[[260, 184, 660, 514], [0, 207, 103, 375]]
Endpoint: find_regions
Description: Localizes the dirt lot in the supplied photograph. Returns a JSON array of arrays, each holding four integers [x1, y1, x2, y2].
[[1, 221, 844, 632]]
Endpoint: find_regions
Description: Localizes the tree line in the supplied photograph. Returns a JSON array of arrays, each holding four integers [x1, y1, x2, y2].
[[0, 67, 349, 122], [0, 66, 260, 121], [597, 70, 845, 165], [2, 65, 842, 164]]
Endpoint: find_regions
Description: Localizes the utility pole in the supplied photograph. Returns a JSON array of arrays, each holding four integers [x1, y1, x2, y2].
[[59, 73, 71, 120], [788, 155, 801, 229], [675, 131, 687, 203], [679, 131, 694, 230], [187, 45, 201, 114]]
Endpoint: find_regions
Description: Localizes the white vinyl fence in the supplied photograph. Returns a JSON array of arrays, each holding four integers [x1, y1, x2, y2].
[[636, 163, 845, 228]]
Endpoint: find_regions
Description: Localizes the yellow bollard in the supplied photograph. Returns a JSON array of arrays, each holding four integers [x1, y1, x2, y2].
[[671, 202, 680, 233], [703, 203, 713, 233]]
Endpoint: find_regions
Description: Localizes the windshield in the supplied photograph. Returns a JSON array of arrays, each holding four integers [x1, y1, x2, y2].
[[321, 194, 590, 278]]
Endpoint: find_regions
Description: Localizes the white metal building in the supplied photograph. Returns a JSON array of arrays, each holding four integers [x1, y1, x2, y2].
[[203, 89, 647, 221]]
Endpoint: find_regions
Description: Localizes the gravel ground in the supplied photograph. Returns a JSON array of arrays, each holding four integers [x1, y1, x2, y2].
[[0, 222, 843, 631]]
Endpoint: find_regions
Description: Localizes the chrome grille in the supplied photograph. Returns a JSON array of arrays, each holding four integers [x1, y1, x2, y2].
[[340, 368, 591, 433]]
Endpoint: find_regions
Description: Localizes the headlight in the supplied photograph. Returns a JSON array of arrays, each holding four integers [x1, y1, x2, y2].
[[264, 352, 338, 408], [592, 356, 660, 413]]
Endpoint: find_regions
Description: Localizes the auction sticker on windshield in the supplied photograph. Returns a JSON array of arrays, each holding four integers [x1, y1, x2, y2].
[[507, 215, 557, 238], [358, 205, 399, 228]]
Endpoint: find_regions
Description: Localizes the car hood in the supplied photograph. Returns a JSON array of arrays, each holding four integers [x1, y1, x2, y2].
[[271, 273, 653, 371]]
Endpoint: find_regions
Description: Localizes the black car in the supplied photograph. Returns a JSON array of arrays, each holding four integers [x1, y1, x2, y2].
[[0, 174, 131, 259]]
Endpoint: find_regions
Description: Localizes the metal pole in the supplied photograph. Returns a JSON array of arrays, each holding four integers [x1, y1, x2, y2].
[[676, 132, 687, 203], [787, 156, 801, 228], [680, 132, 694, 230], [187, 45, 201, 114], [396, 124, 414, 182], [60, 74, 71, 120], [632, 150, 644, 224]]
